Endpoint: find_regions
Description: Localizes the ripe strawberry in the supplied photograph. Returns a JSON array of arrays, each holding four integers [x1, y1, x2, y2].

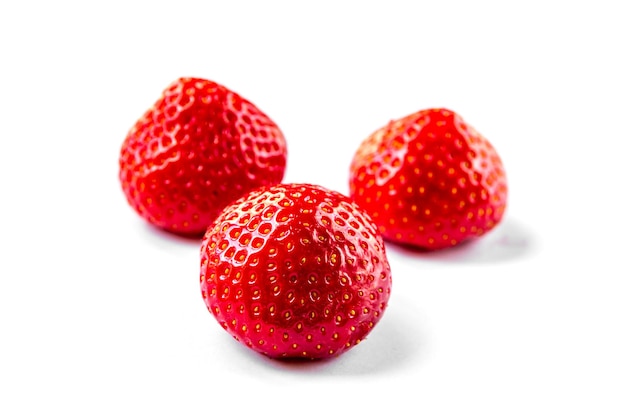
[[200, 183, 392, 359], [349, 108, 507, 250], [119, 77, 287, 236]]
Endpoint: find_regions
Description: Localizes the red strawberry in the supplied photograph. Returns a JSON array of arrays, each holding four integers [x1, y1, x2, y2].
[[349, 108, 507, 250], [119, 77, 287, 236], [200, 183, 392, 359]]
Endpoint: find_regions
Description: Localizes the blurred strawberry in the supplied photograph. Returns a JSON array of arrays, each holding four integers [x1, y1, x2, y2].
[[349, 108, 507, 250]]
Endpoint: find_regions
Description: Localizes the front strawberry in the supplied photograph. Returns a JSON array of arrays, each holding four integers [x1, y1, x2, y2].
[[200, 183, 392, 359], [349, 108, 507, 250], [119, 77, 287, 236]]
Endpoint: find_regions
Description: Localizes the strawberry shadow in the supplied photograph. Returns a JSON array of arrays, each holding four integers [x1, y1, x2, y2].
[[136, 221, 204, 253], [385, 216, 536, 264], [229, 299, 426, 376]]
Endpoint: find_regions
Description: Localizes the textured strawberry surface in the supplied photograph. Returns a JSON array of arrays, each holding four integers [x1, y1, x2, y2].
[[200, 183, 392, 359], [349, 108, 507, 250], [119, 77, 287, 235]]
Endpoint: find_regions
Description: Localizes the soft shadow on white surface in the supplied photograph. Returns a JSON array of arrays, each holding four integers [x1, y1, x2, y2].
[[211, 302, 426, 377], [136, 221, 204, 252], [387, 217, 536, 264]]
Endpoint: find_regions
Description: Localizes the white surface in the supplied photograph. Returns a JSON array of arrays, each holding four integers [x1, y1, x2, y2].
[[1, 1, 625, 418]]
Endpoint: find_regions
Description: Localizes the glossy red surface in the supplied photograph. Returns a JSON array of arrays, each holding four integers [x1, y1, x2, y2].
[[349, 108, 507, 250], [200, 183, 392, 359], [119, 77, 287, 235]]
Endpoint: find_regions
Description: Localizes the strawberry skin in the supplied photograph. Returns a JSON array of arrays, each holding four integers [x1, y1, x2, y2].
[[119, 77, 287, 236], [200, 183, 392, 359], [349, 108, 507, 250]]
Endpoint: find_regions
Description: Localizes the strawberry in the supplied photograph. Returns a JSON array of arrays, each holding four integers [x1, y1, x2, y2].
[[119, 77, 287, 236], [349, 108, 507, 250], [200, 183, 392, 359]]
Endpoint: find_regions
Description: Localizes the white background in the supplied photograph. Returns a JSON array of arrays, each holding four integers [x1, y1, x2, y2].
[[1, 1, 625, 418]]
